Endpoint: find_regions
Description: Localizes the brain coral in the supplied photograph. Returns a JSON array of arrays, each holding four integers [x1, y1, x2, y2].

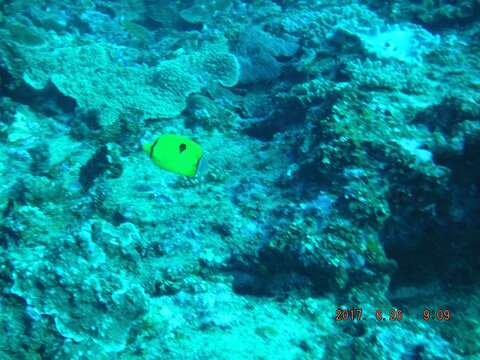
[[9, 218, 150, 352], [189, 49, 240, 87], [5, 41, 239, 126]]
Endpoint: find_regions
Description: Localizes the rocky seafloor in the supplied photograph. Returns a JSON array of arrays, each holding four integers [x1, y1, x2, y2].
[[0, 0, 479, 359]]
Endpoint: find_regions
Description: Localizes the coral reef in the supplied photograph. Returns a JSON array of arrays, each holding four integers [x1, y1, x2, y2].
[[0, 0, 479, 359]]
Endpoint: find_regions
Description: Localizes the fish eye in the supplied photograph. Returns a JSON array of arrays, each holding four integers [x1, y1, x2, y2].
[[179, 143, 187, 153]]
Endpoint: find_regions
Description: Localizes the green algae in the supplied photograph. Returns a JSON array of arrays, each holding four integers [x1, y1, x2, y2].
[[122, 20, 154, 45], [254, 325, 279, 339]]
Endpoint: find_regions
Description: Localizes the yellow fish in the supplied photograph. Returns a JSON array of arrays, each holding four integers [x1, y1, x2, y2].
[[143, 134, 204, 177]]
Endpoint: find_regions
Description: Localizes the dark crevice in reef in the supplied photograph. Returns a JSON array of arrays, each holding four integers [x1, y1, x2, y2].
[[243, 97, 306, 141], [435, 136, 480, 186], [376, 94, 480, 294], [79, 144, 124, 191], [383, 227, 478, 287], [382, 108, 480, 291], [382, 179, 480, 291], [0, 66, 76, 116]]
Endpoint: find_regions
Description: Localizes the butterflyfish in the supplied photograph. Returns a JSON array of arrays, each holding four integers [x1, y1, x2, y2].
[[143, 134, 204, 176]]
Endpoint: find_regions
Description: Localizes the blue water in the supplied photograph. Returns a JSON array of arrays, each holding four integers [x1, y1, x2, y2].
[[0, 1, 479, 359]]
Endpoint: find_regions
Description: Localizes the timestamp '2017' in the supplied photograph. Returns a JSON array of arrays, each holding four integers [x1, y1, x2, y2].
[[335, 308, 363, 321]]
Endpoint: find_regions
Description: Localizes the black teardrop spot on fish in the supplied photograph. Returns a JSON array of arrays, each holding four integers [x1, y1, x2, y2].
[[179, 143, 186, 153]]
